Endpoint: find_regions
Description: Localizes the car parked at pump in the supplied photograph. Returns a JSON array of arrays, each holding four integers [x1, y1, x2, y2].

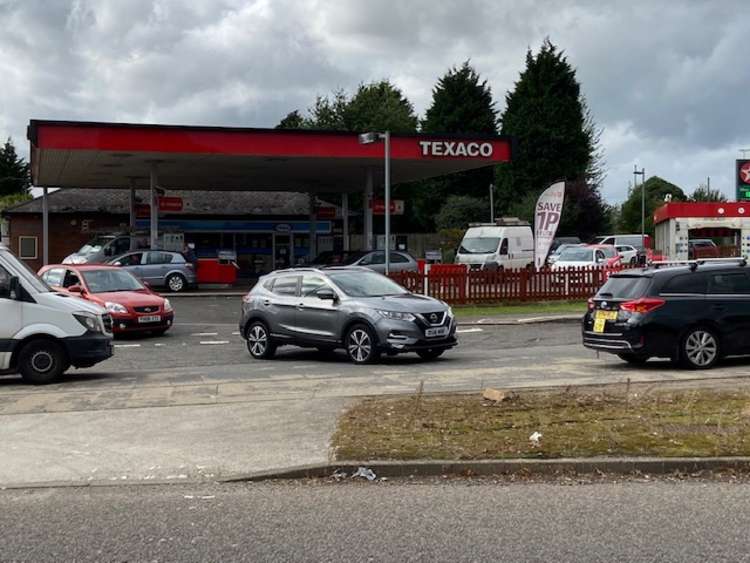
[[108, 250, 196, 292], [334, 250, 419, 273], [240, 267, 457, 364], [583, 259, 750, 369], [39, 264, 174, 336], [615, 244, 639, 266], [0, 244, 113, 384]]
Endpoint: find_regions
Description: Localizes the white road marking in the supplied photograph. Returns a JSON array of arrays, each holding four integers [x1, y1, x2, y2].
[[114, 344, 141, 348], [231, 331, 240, 335], [192, 332, 218, 336], [200, 340, 230, 345], [154, 343, 165, 347], [456, 328, 484, 334]]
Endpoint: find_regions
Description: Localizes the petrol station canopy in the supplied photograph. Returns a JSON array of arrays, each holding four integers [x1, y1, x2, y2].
[[28, 120, 514, 191]]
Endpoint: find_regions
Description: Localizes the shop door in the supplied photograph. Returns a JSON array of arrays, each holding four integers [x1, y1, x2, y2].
[[273, 234, 292, 270]]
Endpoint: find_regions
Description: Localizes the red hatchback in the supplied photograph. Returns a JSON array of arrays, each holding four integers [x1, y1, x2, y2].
[[38, 264, 174, 335]]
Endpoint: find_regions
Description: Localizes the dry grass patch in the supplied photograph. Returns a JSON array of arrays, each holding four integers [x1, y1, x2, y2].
[[332, 387, 750, 460]]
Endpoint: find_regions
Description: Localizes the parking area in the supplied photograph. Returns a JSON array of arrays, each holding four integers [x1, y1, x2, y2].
[[3, 296, 750, 415]]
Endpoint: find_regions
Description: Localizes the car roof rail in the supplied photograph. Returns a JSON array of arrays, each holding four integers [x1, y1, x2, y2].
[[650, 257, 747, 271]]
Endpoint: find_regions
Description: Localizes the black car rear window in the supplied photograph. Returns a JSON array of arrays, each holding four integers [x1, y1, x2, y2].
[[660, 273, 708, 294], [709, 272, 750, 294], [597, 276, 651, 299]]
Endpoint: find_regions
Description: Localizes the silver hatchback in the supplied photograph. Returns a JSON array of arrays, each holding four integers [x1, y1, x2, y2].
[[239, 267, 457, 364], [108, 250, 197, 292]]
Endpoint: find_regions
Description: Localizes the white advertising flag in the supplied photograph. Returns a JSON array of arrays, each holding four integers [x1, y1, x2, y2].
[[534, 181, 566, 269]]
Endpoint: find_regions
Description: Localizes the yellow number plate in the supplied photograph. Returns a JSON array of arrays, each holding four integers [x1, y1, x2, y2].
[[595, 310, 618, 321], [593, 318, 606, 333]]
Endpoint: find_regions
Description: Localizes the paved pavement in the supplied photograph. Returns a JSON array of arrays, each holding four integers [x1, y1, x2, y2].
[[2, 479, 749, 562], [3, 296, 750, 486]]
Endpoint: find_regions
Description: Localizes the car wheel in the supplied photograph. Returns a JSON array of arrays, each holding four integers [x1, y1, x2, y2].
[[166, 273, 187, 293], [246, 321, 276, 360], [617, 353, 649, 365], [680, 326, 720, 369], [346, 324, 380, 365], [417, 348, 445, 361], [18, 339, 68, 384]]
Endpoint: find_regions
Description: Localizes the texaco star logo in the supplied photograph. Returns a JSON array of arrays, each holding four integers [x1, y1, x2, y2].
[[740, 162, 750, 185]]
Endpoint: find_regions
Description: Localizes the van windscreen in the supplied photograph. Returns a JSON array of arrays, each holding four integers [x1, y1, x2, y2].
[[597, 276, 650, 299], [458, 237, 500, 254]]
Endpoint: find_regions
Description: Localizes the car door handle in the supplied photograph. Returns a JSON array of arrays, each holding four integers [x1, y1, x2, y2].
[[263, 299, 271, 306]]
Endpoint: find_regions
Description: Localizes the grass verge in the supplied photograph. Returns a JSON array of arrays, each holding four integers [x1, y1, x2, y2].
[[332, 388, 750, 460], [452, 301, 586, 318]]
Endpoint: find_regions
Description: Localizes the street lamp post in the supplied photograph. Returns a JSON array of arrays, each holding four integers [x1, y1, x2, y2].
[[359, 131, 392, 274], [634, 165, 646, 255]]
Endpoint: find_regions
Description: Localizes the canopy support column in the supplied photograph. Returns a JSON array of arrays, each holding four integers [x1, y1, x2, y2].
[[42, 187, 48, 266], [364, 169, 374, 251], [342, 192, 349, 251], [309, 193, 317, 263], [129, 179, 137, 250], [149, 165, 159, 250]]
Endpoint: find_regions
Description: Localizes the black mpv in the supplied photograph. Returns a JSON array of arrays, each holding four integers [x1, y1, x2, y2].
[[583, 259, 750, 369]]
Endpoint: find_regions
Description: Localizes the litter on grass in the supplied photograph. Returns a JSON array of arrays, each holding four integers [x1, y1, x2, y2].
[[529, 431, 543, 447]]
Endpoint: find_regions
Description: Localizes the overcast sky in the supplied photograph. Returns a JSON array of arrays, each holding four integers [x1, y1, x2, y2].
[[1, 0, 747, 203]]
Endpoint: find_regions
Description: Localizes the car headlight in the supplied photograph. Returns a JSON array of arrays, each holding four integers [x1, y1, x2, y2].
[[163, 298, 173, 312], [105, 301, 128, 314], [377, 310, 416, 322], [74, 312, 102, 333], [447, 306, 454, 318]]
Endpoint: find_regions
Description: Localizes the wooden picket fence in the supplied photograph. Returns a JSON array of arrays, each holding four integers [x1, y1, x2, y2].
[[389, 265, 626, 305]]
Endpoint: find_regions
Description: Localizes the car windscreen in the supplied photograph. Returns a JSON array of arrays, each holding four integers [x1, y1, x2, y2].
[[600, 246, 617, 258], [558, 248, 594, 262], [458, 237, 500, 254], [342, 252, 366, 265], [81, 269, 144, 293], [327, 271, 408, 297], [77, 236, 114, 255], [1, 254, 51, 293], [597, 276, 651, 299]]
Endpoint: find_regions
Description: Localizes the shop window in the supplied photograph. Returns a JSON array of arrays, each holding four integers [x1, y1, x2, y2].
[[19, 236, 37, 259]]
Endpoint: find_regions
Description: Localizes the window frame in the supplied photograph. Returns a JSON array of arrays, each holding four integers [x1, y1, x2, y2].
[[271, 274, 300, 297], [18, 236, 38, 260]]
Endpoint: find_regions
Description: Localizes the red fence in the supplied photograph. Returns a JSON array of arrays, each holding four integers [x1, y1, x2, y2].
[[389, 265, 625, 305]]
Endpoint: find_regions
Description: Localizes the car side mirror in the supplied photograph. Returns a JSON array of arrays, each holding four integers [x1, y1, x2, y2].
[[67, 284, 83, 294], [317, 288, 336, 301]]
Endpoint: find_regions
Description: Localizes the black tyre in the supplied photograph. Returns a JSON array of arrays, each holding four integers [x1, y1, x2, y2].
[[417, 348, 445, 361], [345, 324, 380, 365], [617, 353, 649, 365], [18, 339, 68, 385], [166, 273, 187, 293], [680, 326, 720, 369], [246, 321, 276, 360]]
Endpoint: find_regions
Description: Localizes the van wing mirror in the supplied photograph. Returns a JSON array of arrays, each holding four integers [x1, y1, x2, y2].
[[0, 276, 19, 299]]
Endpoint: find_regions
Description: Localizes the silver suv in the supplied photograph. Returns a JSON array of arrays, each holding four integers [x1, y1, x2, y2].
[[239, 267, 457, 364]]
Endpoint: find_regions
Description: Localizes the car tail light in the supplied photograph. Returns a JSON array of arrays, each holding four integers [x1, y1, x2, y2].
[[620, 297, 665, 314]]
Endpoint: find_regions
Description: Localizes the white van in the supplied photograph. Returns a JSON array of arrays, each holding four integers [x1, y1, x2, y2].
[[455, 218, 534, 270], [0, 244, 113, 384]]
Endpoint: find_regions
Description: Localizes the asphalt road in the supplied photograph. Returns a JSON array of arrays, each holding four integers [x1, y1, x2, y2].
[[2, 480, 749, 562]]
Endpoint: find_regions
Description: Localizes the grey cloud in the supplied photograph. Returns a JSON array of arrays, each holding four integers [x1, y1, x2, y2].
[[1, 0, 747, 203]]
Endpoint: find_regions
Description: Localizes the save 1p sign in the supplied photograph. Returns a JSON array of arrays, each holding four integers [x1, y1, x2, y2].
[[534, 181, 566, 269]]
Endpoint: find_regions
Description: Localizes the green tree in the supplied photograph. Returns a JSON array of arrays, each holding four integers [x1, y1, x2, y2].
[[275, 110, 305, 129], [413, 62, 499, 229], [691, 183, 727, 202], [342, 81, 418, 133], [620, 176, 686, 236], [495, 40, 602, 220], [0, 138, 30, 196], [435, 195, 489, 230]]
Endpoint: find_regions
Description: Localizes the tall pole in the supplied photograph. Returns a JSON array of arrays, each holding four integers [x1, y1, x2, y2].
[[384, 131, 391, 275], [150, 164, 158, 250], [42, 187, 49, 265], [641, 167, 646, 249], [342, 192, 349, 251], [489, 184, 495, 223]]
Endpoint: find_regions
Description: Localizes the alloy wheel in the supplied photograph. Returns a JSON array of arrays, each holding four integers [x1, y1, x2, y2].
[[168, 275, 185, 292], [348, 329, 372, 363], [684, 330, 718, 367], [248, 325, 268, 357]]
